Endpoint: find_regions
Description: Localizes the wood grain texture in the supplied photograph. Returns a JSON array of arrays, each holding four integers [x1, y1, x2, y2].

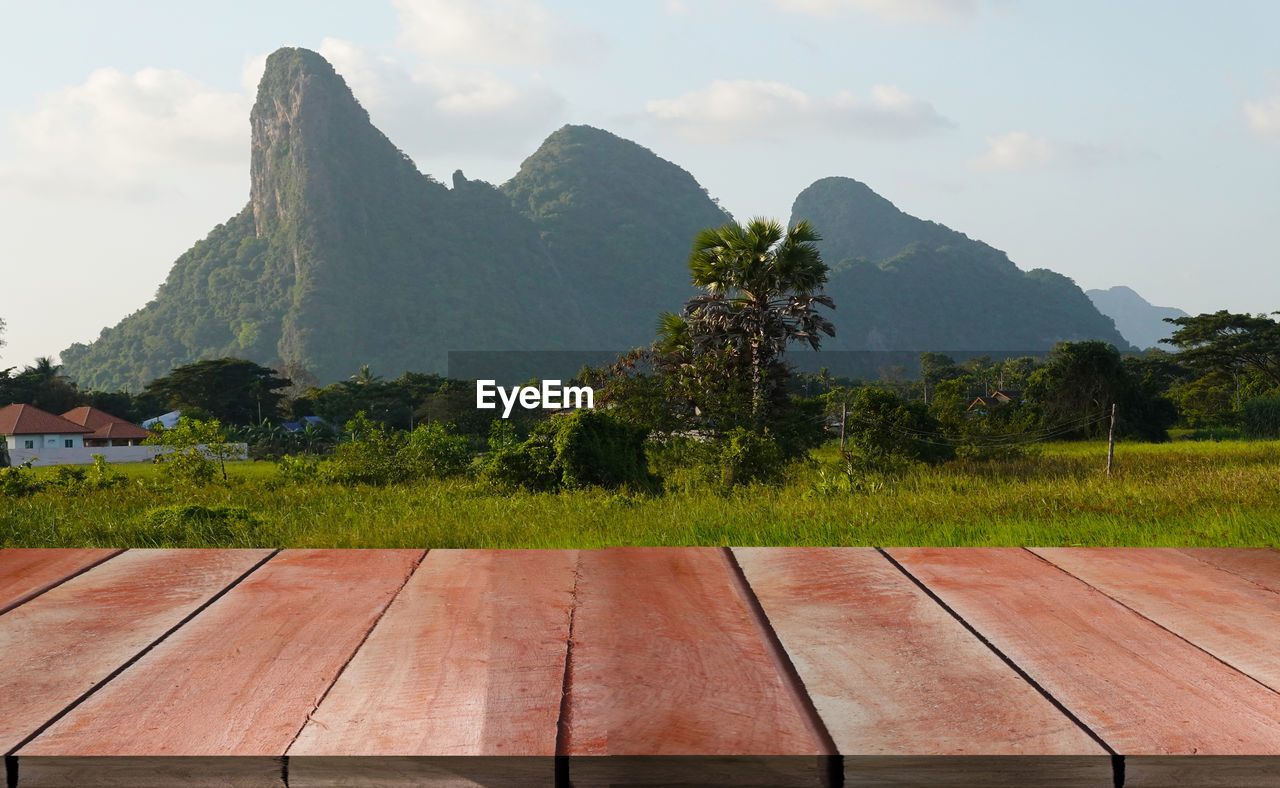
[[733, 548, 1108, 764], [289, 549, 577, 762], [562, 547, 821, 758], [16, 756, 284, 788], [1177, 548, 1280, 594], [888, 547, 1280, 756], [287, 756, 551, 787], [0, 548, 124, 615], [1032, 547, 1280, 692], [1124, 755, 1280, 787], [0, 549, 271, 756], [840, 756, 1117, 787], [19, 549, 422, 762]]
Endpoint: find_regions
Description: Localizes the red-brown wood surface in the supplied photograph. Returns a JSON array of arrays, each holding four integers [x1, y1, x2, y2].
[[733, 548, 1108, 761], [1178, 547, 1280, 594], [0, 549, 270, 756], [19, 549, 422, 759], [888, 547, 1280, 756], [0, 548, 124, 614], [1033, 547, 1280, 692], [562, 546, 821, 757], [289, 549, 577, 759]]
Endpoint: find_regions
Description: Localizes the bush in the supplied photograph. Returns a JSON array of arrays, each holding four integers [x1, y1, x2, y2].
[[1241, 396, 1280, 439], [401, 422, 472, 479], [321, 413, 406, 485], [139, 504, 264, 546], [552, 410, 652, 490], [480, 410, 652, 491], [84, 455, 127, 489], [145, 417, 235, 485], [0, 462, 43, 497], [276, 454, 320, 481], [716, 427, 784, 486], [320, 415, 472, 485]]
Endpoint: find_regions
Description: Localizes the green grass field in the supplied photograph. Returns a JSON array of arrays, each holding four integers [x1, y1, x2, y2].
[[3, 440, 1279, 548]]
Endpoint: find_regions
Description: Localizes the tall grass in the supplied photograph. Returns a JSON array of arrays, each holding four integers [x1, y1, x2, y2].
[[3, 440, 1278, 548]]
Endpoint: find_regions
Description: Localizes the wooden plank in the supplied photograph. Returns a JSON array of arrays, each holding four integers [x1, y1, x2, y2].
[[887, 548, 1280, 762], [18, 549, 422, 787], [0, 549, 271, 756], [1125, 756, 1280, 787], [563, 547, 824, 786], [0, 548, 124, 615], [288, 550, 578, 785], [1178, 548, 1280, 594], [15, 756, 283, 788], [288, 757, 550, 788], [733, 548, 1111, 786], [1033, 547, 1280, 692]]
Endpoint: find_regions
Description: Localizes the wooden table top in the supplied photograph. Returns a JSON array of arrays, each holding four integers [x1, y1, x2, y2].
[[2, 547, 1278, 787]]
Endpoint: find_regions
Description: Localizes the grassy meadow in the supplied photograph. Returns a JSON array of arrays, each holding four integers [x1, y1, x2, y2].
[[3, 439, 1279, 548]]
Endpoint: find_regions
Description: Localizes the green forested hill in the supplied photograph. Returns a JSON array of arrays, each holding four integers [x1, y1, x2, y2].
[[502, 125, 732, 350], [60, 49, 1130, 392], [791, 177, 1131, 352]]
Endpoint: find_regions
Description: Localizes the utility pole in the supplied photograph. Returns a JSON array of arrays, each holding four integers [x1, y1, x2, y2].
[[840, 402, 848, 453], [1106, 403, 1117, 476]]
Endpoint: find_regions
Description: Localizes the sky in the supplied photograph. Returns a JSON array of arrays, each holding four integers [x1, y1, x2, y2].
[[1, 0, 1278, 372]]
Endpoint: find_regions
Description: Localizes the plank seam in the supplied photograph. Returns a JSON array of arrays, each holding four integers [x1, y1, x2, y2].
[[6, 549, 281, 786], [1176, 548, 1280, 596], [0, 549, 128, 618], [875, 548, 1122, 788], [280, 548, 430, 778], [1023, 548, 1280, 698], [554, 550, 583, 787], [720, 547, 843, 788]]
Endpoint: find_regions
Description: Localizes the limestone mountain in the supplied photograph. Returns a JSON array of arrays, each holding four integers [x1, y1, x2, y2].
[[61, 48, 1134, 392], [790, 177, 1132, 353], [60, 49, 729, 391], [1086, 285, 1188, 350]]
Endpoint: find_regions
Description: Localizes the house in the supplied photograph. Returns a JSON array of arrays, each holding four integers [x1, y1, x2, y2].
[[966, 390, 1025, 414], [0, 404, 93, 451], [281, 415, 327, 432], [61, 407, 151, 447], [141, 410, 182, 429]]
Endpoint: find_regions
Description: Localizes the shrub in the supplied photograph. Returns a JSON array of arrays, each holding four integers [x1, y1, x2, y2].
[[276, 454, 320, 481], [1241, 396, 1280, 439], [0, 462, 43, 497], [85, 455, 127, 489], [480, 410, 652, 491], [321, 413, 406, 485], [145, 417, 236, 484], [401, 422, 471, 479], [552, 410, 652, 490], [716, 427, 784, 486]]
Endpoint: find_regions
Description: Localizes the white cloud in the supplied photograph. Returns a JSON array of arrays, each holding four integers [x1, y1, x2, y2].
[[772, 0, 979, 25], [968, 130, 1138, 172], [968, 131, 1058, 172], [0, 66, 248, 200], [1243, 93, 1280, 143], [317, 38, 564, 156], [392, 0, 607, 66], [646, 79, 950, 143]]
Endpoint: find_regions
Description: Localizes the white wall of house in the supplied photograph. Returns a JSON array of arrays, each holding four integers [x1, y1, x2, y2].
[[5, 433, 84, 450], [7, 443, 249, 467]]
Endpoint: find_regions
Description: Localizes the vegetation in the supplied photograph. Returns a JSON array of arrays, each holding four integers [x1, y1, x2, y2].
[[58, 48, 1126, 392], [3, 441, 1279, 548]]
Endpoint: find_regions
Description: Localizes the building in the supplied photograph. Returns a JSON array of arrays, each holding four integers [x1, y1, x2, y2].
[[966, 389, 1025, 414], [0, 404, 93, 451], [61, 407, 151, 447]]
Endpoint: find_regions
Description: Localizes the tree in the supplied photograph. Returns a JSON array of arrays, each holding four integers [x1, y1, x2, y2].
[[145, 417, 237, 483], [1163, 311, 1280, 389], [145, 358, 291, 425], [685, 218, 835, 424], [1026, 341, 1176, 441]]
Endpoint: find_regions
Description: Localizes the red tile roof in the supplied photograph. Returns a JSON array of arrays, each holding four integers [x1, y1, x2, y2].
[[61, 407, 150, 441], [0, 404, 93, 436]]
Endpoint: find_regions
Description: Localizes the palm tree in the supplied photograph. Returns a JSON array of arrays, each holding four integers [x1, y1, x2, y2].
[[684, 218, 835, 423]]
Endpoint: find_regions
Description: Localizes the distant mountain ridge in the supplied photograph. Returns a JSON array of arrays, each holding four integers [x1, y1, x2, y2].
[[790, 177, 1131, 352], [1086, 286, 1188, 350], [61, 47, 1129, 391]]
